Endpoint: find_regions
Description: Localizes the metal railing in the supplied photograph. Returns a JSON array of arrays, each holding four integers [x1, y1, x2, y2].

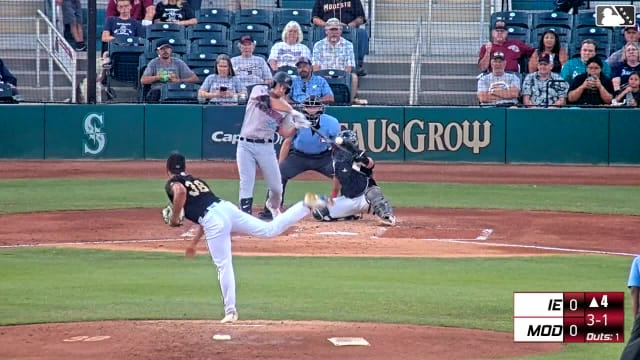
[[35, 9, 77, 102]]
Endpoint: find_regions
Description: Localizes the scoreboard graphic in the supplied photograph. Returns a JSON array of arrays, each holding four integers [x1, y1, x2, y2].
[[513, 292, 624, 343]]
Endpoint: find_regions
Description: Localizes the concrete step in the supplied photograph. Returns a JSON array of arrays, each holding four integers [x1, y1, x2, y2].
[[359, 74, 477, 92], [0, 1, 44, 17], [17, 86, 76, 103], [14, 71, 72, 87], [375, 4, 487, 22], [357, 90, 477, 106], [0, 18, 41, 34]]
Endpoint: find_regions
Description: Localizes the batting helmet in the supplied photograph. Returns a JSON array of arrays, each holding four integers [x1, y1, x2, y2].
[[301, 95, 324, 127], [271, 71, 292, 94], [166, 151, 186, 174]]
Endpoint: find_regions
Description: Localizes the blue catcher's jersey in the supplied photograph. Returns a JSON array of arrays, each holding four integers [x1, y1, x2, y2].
[[165, 173, 220, 223], [333, 150, 376, 198], [292, 113, 340, 154]]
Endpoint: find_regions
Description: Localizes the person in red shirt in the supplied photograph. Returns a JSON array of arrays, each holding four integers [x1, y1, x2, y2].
[[106, 0, 154, 25], [478, 20, 534, 73]]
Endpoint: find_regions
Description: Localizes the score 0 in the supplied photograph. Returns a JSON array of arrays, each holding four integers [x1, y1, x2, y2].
[[563, 292, 585, 343]]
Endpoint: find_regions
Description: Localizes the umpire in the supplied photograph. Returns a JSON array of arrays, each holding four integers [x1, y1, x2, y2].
[[258, 95, 340, 219]]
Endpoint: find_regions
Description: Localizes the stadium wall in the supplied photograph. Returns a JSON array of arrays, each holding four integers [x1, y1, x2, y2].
[[0, 104, 638, 165]]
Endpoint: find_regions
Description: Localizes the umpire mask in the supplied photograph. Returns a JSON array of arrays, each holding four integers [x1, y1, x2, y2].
[[302, 95, 324, 128]]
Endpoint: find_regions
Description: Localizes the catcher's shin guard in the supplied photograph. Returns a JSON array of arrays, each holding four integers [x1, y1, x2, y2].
[[365, 186, 395, 222]]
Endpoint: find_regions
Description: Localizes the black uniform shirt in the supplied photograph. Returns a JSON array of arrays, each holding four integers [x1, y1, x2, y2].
[[165, 173, 220, 223], [333, 152, 375, 198]]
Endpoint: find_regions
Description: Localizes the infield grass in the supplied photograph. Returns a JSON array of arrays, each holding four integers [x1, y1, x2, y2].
[[0, 248, 631, 359], [0, 178, 639, 215]]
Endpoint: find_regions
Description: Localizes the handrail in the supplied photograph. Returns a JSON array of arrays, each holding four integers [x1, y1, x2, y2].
[[35, 9, 77, 102], [368, 0, 376, 54], [408, 15, 423, 105]]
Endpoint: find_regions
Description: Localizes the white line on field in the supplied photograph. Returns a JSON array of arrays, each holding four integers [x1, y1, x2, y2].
[[422, 228, 494, 242], [421, 238, 638, 257]]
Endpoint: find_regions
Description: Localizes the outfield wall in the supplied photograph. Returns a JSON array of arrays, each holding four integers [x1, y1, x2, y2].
[[1, 105, 638, 165]]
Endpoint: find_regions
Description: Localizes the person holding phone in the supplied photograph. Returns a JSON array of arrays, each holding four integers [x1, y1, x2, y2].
[[567, 56, 614, 106], [198, 54, 246, 104]]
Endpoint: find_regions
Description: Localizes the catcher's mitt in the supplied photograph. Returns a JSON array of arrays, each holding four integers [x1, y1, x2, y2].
[[162, 203, 185, 225]]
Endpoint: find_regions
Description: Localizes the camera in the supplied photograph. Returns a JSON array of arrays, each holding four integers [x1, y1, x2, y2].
[[219, 86, 228, 92]]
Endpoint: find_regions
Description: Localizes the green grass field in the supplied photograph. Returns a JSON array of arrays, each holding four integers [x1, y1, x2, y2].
[[1, 178, 638, 359]]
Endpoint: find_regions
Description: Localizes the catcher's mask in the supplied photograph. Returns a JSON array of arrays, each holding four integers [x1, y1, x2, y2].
[[301, 95, 324, 127], [336, 129, 357, 147], [166, 151, 186, 174], [271, 71, 292, 95]]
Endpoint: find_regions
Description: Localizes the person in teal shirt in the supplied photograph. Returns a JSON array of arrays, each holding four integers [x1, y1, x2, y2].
[[561, 39, 611, 83]]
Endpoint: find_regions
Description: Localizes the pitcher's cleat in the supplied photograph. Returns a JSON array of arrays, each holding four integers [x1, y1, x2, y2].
[[379, 215, 396, 226], [220, 312, 238, 324], [304, 193, 327, 210]]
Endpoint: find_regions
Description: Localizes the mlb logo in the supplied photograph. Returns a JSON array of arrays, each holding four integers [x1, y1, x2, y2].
[[595, 5, 636, 27]]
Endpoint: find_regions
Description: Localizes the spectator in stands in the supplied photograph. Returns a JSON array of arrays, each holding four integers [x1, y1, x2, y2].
[[567, 56, 614, 105], [289, 57, 333, 104], [312, 18, 366, 105], [198, 54, 246, 104], [106, 0, 155, 25], [478, 20, 534, 73], [0, 57, 18, 94], [312, 0, 368, 76], [611, 43, 640, 93], [528, 29, 568, 74], [477, 51, 521, 106], [613, 71, 640, 107], [268, 21, 312, 72], [153, 0, 197, 26], [522, 54, 568, 107], [561, 39, 612, 83], [57, 0, 86, 51], [231, 35, 273, 89], [608, 25, 640, 69], [140, 39, 199, 102], [101, 0, 145, 70]]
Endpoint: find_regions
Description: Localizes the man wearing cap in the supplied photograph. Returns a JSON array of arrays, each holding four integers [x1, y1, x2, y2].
[[311, 0, 368, 76], [522, 54, 569, 107], [478, 20, 534, 73], [607, 25, 640, 69], [231, 35, 273, 90], [289, 57, 334, 104], [140, 39, 199, 102], [477, 51, 521, 106], [312, 18, 366, 104]]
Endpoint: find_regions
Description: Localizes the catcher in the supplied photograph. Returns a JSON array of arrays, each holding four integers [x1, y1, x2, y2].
[[312, 129, 396, 226], [162, 151, 327, 323]]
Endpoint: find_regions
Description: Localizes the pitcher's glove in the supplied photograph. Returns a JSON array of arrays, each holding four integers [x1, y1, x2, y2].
[[162, 203, 184, 226]]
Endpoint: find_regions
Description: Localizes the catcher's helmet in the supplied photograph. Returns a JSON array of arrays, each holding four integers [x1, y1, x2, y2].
[[337, 129, 357, 147], [271, 71, 292, 94], [301, 95, 324, 127], [166, 151, 186, 174]]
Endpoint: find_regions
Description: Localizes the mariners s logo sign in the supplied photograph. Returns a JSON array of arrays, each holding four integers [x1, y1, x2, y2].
[[83, 113, 106, 155]]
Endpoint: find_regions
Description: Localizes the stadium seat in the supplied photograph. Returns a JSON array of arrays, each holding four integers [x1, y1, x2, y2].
[[233, 9, 274, 28], [490, 11, 531, 29], [277, 65, 298, 76], [185, 51, 217, 68], [187, 23, 228, 41], [531, 11, 573, 30], [570, 27, 613, 59], [159, 82, 200, 103], [146, 23, 185, 41], [505, 25, 531, 44], [314, 69, 352, 105], [190, 38, 231, 56], [274, 9, 312, 27], [0, 82, 18, 103], [573, 11, 596, 28], [531, 27, 571, 49], [191, 66, 215, 84], [108, 36, 147, 85], [197, 8, 233, 28], [230, 23, 272, 43]]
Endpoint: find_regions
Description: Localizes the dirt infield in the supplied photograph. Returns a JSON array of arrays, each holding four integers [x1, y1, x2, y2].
[[0, 161, 638, 359]]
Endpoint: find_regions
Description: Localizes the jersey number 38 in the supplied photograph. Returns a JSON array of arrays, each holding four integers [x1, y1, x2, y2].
[[185, 180, 210, 196]]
